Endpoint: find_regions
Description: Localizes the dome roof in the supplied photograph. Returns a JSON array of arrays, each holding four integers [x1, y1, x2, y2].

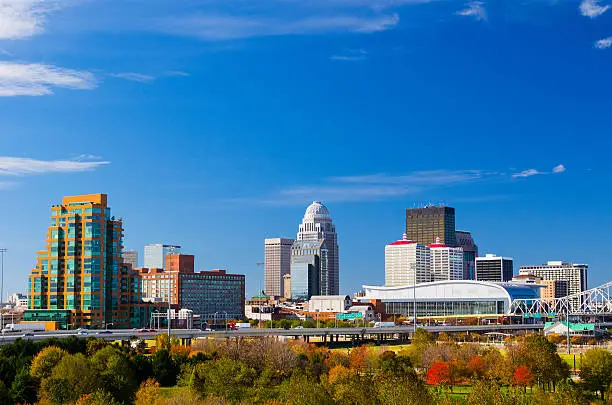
[[304, 201, 330, 220]]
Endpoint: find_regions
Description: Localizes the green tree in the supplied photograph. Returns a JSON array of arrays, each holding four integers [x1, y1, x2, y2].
[[332, 373, 379, 405], [279, 373, 333, 405], [513, 334, 569, 390], [579, 348, 612, 400], [151, 349, 178, 387], [50, 353, 98, 401], [91, 346, 138, 403], [302, 320, 315, 328], [279, 319, 292, 330], [189, 358, 256, 402], [376, 375, 433, 405], [10, 366, 38, 404], [40, 377, 73, 405]]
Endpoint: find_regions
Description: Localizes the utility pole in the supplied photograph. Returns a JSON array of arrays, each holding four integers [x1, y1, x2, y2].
[[0, 249, 6, 331], [167, 274, 172, 337], [256, 262, 264, 328], [567, 308, 571, 355]]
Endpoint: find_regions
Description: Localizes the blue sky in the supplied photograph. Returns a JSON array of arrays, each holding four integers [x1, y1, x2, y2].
[[1, 0, 611, 298]]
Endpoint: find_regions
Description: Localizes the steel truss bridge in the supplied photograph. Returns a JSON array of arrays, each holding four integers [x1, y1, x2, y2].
[[509, 281, 612, 318]]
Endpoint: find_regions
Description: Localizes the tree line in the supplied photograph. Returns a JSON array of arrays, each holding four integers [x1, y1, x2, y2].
[[0, 330, 609, 404]]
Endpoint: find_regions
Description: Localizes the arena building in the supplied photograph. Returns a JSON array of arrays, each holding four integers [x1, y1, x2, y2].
[[359, 280, 542, 318]]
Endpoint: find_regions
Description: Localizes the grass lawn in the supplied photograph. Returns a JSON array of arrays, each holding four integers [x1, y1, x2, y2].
[[559, 353, 581, 370], [159, 386, 190, 399]]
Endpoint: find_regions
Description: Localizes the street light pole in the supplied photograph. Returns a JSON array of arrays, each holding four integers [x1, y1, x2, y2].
[[0, 249, 6, 331], [167, 275, 172, 337]]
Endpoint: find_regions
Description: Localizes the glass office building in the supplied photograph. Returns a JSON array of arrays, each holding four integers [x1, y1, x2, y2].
[[405, 206, 456, 247], [290, 240, 327, 300], [26, 194, 146, 329]]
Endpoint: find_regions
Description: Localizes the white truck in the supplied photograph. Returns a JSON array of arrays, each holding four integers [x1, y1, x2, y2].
[[2, 323, 46, 333], [235, 323, 251, 329], [373, 322, 396, 328]]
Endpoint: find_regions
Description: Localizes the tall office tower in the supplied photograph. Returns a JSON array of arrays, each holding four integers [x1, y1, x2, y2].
[[143, 244, 181, 269], [429, 237, 464, 281], [405, 206, 456, 247], [26, 194, 146, 329], [290, 240, 328, 300], [122, 250, 138, 269], [519, 261, 588, 306], [296, 201, 339, 295], [385, 234, 431, 286], [475, 254, 514, 282], [283, 274, 292, 300], [264, 238, 294, 297], [456, 230, 478, 280]]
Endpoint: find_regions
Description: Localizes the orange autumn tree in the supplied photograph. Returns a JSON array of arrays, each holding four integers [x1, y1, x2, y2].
[[427, 361, 452, 386], [512, 365, 535, 391], [466, 356, 485, 378], [349, 345, 369, 371]]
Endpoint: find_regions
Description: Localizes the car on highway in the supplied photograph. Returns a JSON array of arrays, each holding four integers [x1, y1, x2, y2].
[[77, 330, 88, 336], [22, 332, 34, 337], [292, 326, 304, 329], [97, 330, 113, 335]]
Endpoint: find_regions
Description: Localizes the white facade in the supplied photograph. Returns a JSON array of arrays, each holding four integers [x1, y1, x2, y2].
[[385, 234, 430, 286], [296, 202, 339, 295], [361, 280, 542, 316], [8, 293, 28, 308], [309, 295, 352, 313], [122, 250, 138, 268], [264, 238, 294, 297], [430, 238, 464, 281], [143, 244, 181, 269], [519, 261, 588, 305]]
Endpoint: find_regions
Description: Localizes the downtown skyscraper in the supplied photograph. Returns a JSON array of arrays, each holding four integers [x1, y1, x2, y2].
[[264, 238, 294, 297], [294, 201, 339, 296], [26, 194, 146, 329], [405, 206, 457, 246]]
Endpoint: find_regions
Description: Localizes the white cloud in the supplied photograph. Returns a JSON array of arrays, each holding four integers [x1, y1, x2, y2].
[[73, 154, 102, 161], [512, 169, 542, 178], [552, 164, 566, 173], [159, 13, 400, 41], [0, 61, 96, 96], [595, 37, 612, 49], [331, 48, 367, 61], [580, 0, 610, 18], [0, 0, 61, 40], [109, 72, 156, 83], [0, 157, 109, 176], [456, 1, 487, 21], [253, 169, 490, 204], [164, 70, 190, 77], [513, 165, 567, 179]]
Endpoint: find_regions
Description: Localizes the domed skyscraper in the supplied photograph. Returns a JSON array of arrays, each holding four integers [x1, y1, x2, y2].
[[291, 201, 339, 297]]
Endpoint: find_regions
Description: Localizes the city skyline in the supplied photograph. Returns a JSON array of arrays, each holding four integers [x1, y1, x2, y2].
[[1, 0, 611, 297]]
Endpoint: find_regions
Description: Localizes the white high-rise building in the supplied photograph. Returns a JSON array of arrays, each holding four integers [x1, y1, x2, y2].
[[143, 244, 181, 269], [429, 237, 464, 281], [385, 234, 431, 286], [519, 261, 588, 306], [122, 250, 138, 268], [296, 201, 339, 295], [264, 238, 294, 297]]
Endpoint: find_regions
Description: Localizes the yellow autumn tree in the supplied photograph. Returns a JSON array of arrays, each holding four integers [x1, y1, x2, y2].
[[135, 378, 162, 405], [30, 346, 67, 380]]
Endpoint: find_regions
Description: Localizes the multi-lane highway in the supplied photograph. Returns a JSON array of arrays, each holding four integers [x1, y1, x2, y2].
[[0, 323, 545, 344]]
